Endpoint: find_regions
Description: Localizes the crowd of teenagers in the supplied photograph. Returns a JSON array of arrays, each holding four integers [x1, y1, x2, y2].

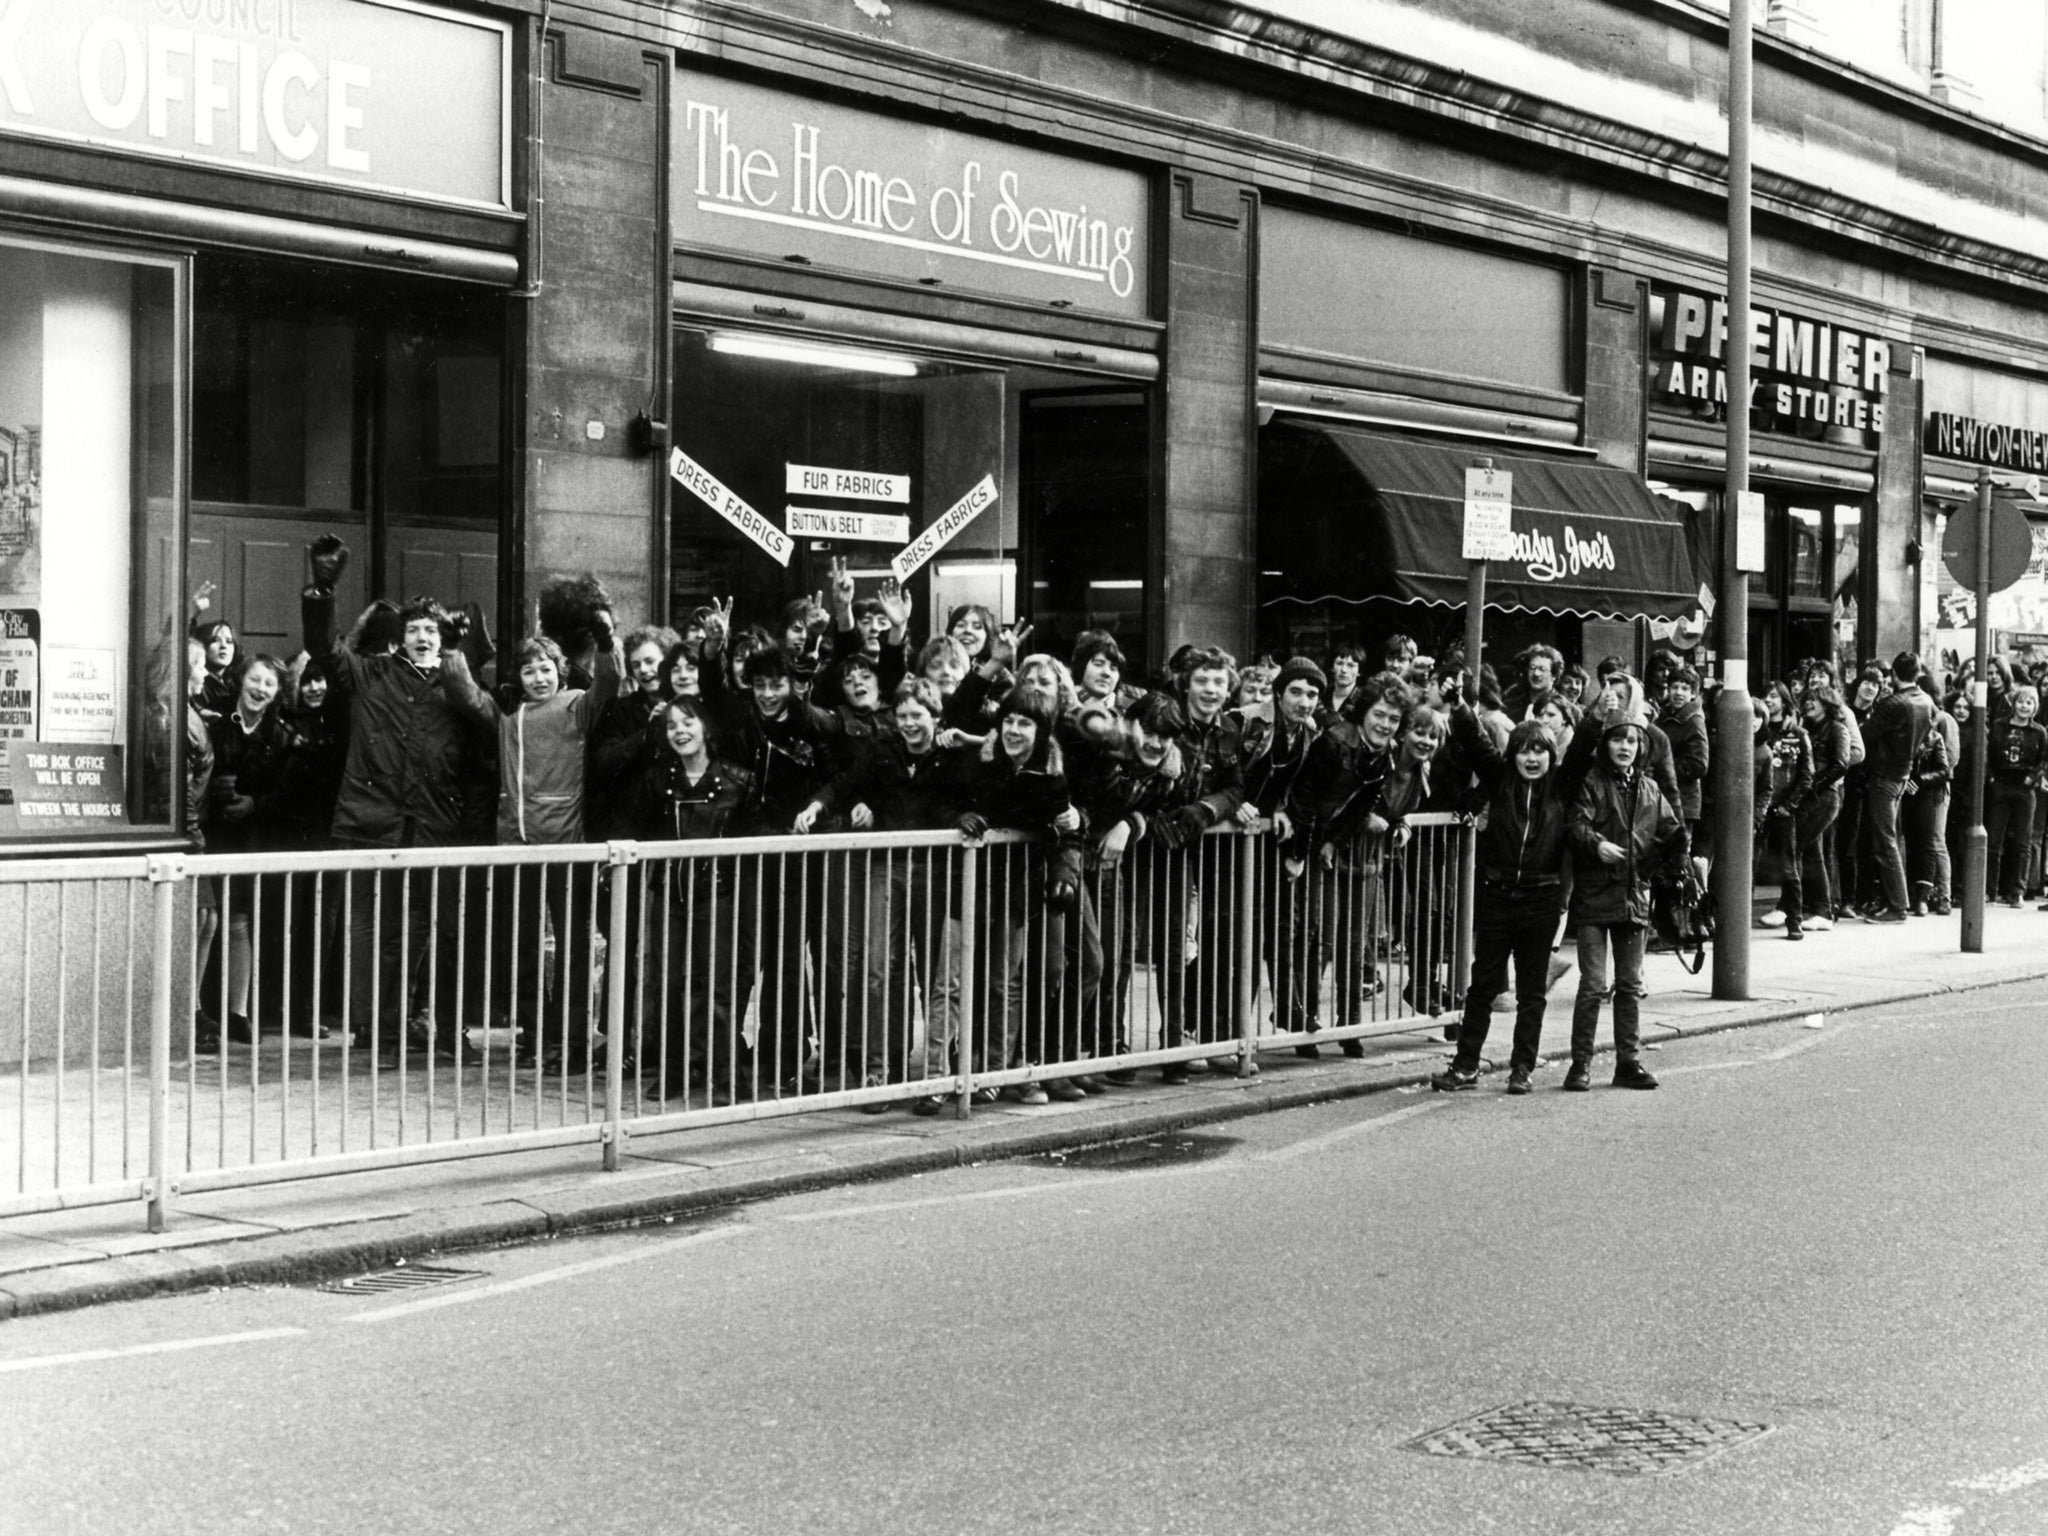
[[172, 532, 2046, 1102]]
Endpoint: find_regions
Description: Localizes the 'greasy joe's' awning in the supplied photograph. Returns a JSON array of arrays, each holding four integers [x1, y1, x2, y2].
[[1258, 422, 1701, 620]]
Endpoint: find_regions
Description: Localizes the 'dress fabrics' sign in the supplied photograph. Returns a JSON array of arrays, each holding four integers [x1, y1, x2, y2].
[[0, 0, 510, 209], [674, 75, 1148, 317]]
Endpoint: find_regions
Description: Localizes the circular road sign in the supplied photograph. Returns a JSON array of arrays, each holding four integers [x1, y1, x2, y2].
[[1943, 495, 2035, 594]]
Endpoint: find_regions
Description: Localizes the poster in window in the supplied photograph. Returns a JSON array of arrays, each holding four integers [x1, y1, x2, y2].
[[0, 423, 38, 597], [43, 646, 117, 744], [2, 742, 125, 834], [0, 607, 37, 802]]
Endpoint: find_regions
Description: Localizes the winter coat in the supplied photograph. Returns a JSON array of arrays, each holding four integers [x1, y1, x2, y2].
[[957, 739, 1084, 919], [304, 590, 492, 849], [632, 751, 752, 845], [813, 735, 970, 832], [1064, 732, 1185, 871], [588, 689, 671, 840], [729, 699, 842, 835], [1291, 717, 1396, 869], [1567, 760, 1685, 928], [1754, 719, 1814, 826], [1986, 717, 2048, 787], [1239, 713, 1318, 817], [204, 705, 301, 856], [440, 652, 618, 847], [1661, 697, 1710, 821], [1804, 707, 1857, 799], [1559, 703, 1682, 814], [1862, 683, 1935, 786], [184, 705, 214, 850], [279, 699, 347, 851], [1452, 706, 1568, 890], [1168, 704, 1247, 827]]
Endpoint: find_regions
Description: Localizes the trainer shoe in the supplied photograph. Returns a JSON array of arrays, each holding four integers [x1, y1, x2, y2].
[[1612, 1060, 1660, 1090], [1431, 1065, 1479, 1092], [1759, 909, 1787, 928], [1869, 907, 1907, 924], [1804, 914, 1833, 932]]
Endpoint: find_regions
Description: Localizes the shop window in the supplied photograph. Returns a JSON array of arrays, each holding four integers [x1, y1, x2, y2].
[[0, 235, 180, 842], [191, 256, 505, 652], [669, 328, 1149, 666]]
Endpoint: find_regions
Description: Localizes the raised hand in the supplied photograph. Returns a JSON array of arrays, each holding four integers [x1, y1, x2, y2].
[[877, 576, 913, 633], [703, 596, 733, 644], [828, 555, 855, 613], [189, 578, 217, 612], [307, 535, 349, 592]]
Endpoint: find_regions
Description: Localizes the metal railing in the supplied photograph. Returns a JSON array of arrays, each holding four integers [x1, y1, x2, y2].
[[0, 815, 1472, 1231]]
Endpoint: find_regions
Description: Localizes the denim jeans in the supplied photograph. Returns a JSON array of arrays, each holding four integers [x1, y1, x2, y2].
[[1985, 781, 2037, 903], [1903, 783, 1950, 906], [1452, 885, 1563, 1074], [1570, 922, 1646, 1064], [1792, 787, 1840, 919], [1864, 777, 1910, 914]]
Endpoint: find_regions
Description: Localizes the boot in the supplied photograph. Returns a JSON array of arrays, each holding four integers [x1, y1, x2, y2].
[[1562, 1058, 1592, 1092]]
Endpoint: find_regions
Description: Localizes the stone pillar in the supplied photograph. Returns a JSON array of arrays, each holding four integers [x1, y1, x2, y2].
[[1584, 268, 1649, 473], [1874, 361, 1923, 660], [522, 24, 667, 632], [1156, 172, 1257, 664]]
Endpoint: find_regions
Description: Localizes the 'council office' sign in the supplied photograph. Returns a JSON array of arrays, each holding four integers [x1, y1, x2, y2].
[[674, 75, 1147, 317], [1648, 283, 1892, 451], [0, 0, 510, 210]]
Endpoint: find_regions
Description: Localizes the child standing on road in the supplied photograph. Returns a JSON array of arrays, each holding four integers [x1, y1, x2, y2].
[[1432, 713, 1569, 1094], [1564, 702, 1686, 1092]]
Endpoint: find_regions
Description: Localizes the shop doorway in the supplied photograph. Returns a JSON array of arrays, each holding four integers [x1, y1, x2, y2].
[[1020, 389, 1150, 676]]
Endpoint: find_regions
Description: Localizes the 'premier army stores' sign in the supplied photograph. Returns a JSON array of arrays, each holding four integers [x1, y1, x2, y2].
[[1648, 284, 1894, 451]]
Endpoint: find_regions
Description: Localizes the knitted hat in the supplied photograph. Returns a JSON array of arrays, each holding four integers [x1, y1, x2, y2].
[[1273, 656, 1328, 701]]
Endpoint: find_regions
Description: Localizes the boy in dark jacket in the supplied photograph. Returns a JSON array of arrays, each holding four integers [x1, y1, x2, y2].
[[630, 695, 755, 1103], [1564, 703, 1686, 1091], [1985, 683, 2048, 905], [1433, 713, 1571, 1094], [1754, 689, 1815, 938], [952, 686, 1089, 1106], [799, 678, 971, 1103], [1660, 665, 1710, 834], [302, 539, 494, 1063], [1286, 669, 1411, 1057], [1238, 658, 1324, 1039]]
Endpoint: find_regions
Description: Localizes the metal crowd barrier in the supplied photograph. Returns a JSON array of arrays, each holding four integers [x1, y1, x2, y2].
[[0, 815, 1473, 1232]]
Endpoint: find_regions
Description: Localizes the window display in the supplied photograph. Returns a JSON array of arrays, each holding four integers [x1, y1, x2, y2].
[[0, 235, 180, 840]]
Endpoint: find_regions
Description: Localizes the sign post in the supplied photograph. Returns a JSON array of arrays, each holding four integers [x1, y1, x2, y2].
[[1458, 461, 1512, 1005], [1712, 0, 1755, 1002]]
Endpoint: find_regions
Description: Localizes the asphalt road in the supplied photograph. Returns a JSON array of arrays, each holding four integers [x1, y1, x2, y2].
[[4, 982, 2047, 1536]]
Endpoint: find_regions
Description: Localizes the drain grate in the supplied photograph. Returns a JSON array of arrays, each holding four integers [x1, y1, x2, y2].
[[317, 1264, 482, 1296], [1036, 1132, 1239, 1170], [1402, 1401, 1774, 1477]]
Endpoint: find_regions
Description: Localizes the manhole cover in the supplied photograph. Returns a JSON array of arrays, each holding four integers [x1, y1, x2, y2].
[[1036, 1132, 1239, 1170], [318, 1264, 482, 1296], [1402, 1401, 1774, 1477]]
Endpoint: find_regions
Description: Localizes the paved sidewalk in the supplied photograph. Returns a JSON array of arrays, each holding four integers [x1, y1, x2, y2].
[[1, 906, 2039, 1320]]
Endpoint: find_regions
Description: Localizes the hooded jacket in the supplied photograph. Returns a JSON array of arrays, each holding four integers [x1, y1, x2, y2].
[[440, 651, 619, 847], [1567, 729, 1686, 927], [1558, 675, 1682, 812]]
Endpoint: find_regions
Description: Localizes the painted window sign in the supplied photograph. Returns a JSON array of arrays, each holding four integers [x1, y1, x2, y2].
[[674, 75, 1148, 317], [1647, 283, 1891, 450], [0, 0, 510, 209]]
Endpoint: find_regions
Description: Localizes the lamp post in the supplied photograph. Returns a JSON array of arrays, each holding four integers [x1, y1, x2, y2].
[[1960, 469, 1992, 953], [1711, 0, 1755, 1000]]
